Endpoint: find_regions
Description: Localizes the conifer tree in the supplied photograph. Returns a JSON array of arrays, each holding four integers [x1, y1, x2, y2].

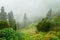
[[8, 11, 17, 30], [24, 13, 27, 27], [47, 9, 52, 19], [0, 6, 7, 20]]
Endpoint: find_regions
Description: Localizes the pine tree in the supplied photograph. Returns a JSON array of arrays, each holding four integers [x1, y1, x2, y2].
[[8, 11, 17, 30], [0, 6, 7, 20], [24, 13, 27, 27], [47, 9, 52, 19]]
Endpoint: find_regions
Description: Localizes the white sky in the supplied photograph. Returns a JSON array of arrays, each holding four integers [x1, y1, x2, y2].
[[0, 0, 60, 22]]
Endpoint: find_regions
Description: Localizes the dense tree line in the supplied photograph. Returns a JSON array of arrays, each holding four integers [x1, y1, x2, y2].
[[0, 6, 17, 30]]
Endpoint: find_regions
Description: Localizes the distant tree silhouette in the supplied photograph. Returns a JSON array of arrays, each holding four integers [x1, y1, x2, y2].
[[24, 13, 27, 27], [47, 9, 52, 19], [0, 6, 7, 20]]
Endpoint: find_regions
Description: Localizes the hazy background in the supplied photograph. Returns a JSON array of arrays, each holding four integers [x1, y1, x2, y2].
[[0, 0, 60, 22]]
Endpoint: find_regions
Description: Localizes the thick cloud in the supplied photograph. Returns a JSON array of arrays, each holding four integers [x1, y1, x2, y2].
[[0, 0, 60, 22]]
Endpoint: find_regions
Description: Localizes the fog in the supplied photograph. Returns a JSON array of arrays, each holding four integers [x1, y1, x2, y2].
[[0, 0, 60, 22]]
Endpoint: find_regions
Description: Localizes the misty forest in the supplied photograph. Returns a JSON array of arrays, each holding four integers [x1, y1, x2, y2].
[[0, 0, 60, 40]]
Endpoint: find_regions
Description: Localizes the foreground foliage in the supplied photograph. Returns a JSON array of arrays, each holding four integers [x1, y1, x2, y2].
[[0, 28, 25, 40], [20, 30, 60, 40]]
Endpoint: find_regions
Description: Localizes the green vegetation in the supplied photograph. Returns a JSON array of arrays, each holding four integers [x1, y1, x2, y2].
[[36, 18, 51, 32], [0, 20, 9, 29], [0, 20, 16, 30], [0, 28, 25, 40], [0, 7, 60, 40], [19, 16, 60, 40], [0, 17, 60, 40]]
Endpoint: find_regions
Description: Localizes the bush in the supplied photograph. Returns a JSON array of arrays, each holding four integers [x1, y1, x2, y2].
[[0, 20, 9, 30], [36, 18, 51, 32], [0, 20, 17, 30], [0, 28, 24, 40]]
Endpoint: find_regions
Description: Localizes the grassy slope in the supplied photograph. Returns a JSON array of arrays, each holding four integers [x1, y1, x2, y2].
[[19, 23, 37, 34], [17, 17, 60, 40]]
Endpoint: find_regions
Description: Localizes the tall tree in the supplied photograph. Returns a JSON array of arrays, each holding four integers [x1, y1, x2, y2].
[[24, 13, 27, 27], [47, 9, 52, 19], [8, 11, 17, 30], [8, 11, 14, 23], [0, 6, 7, 20]]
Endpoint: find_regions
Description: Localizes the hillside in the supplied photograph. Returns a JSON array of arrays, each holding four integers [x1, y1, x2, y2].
[[17, 16, 60, 40]]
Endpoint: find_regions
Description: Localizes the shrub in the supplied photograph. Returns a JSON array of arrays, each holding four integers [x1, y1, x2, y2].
[[36, 18, 51, 32], [0, 28, 24, 40], [0, 20, 17, 30], [0, 20, 9, 30]]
